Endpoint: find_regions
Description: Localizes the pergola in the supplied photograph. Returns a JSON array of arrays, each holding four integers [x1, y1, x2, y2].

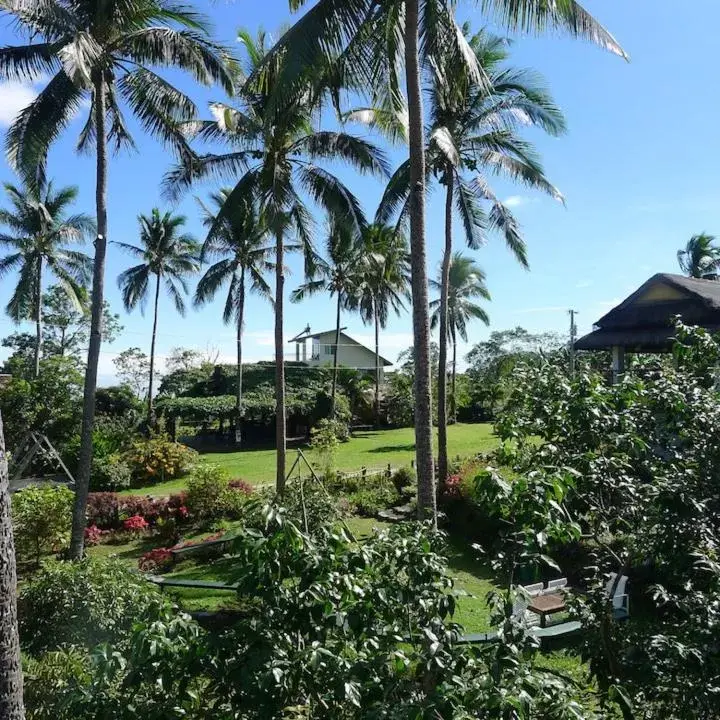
[[575, 273, 720, 380]]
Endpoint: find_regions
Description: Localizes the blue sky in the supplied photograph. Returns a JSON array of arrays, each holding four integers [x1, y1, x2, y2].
[[0, 0, 717, 384]]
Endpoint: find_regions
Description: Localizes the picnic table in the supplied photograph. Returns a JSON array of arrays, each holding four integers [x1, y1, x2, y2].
[[528, 593, 566, 627]]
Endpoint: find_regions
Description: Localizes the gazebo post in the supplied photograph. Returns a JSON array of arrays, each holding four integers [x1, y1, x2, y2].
[[612, 346, 626, 384]]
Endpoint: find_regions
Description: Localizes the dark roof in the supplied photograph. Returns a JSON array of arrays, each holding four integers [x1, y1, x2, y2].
[[576, 273, 720, 351], [288, 327, 347, 342]]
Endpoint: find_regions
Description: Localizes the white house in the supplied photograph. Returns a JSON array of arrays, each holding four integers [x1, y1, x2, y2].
[[289, 326, 393, 382]]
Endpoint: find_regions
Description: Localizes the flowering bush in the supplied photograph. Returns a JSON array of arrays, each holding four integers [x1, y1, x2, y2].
[[86, 492, 120, 529], [87, 492, 191, 531], [84, 525, 103, 546], [138, 547, 174, 573], [124, 434, 196, 485], [122, 515, 149, 533], [441, 474, 463, 498]]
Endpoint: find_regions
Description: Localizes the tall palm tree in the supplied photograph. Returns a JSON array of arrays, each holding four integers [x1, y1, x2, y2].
[[0, 411, 24, 720], [430, 253, 490, 424], [116, 209, 199, 426], [291, 220, 362, 415], [0, 180, 93, 378], [0, 0, 233, 558], [677, 234, 720, 278], [379, 27, 565, 483], [194, 190, 273, 445], [164, 29, 388, 493], [357, 224, 410, 427], [266, 0, 626, 521]]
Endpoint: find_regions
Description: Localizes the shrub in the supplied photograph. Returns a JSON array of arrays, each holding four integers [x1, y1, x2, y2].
[[86, 492, 119, 529], [391, 466, 416, 494], [138, 547, 174, 573], [18, 558, 168, 653], [12, 485, 74, 566], [348, 486, 397, 516], [124, 434, 196, 486], [229, 478, 253, 495], [282, 478, 338, 532], [122, 514, 149, 533], [84, 525, 103, 546], [310, 418, 340, 481], [90, 453, 132, 491], [185, 464, 250, 522]]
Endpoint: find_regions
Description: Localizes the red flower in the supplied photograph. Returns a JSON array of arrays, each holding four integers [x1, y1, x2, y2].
[[138, 547, 173, 572], [176, 505, 189, 519], [84, 525, 103, 546], [123, 514, 149, 532]]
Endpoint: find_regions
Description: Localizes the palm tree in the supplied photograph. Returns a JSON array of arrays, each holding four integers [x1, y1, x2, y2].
[[677, 234, 720, 278], [0, 411, 24, 720], [291, 220, 363, 415], [194, 190, 273, 445], [116, 209, 199, 426], [0, 0, 233, 559], [164, 29, 388, 494], [430, 253, 490, 425], [0, 180, 93, 378], [379, 28, 565, 483], [357, 224, 410, 427], [268, 0, 626, 522]]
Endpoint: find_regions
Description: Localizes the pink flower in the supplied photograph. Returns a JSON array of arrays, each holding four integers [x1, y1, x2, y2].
[[123, 514, 149, 532]]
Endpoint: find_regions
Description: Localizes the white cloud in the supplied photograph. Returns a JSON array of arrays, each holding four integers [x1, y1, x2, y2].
[[0, 80, 39, 127], [503, 195, 531, 208]]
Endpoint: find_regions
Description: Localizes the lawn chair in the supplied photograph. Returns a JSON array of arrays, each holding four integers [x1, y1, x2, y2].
[[512, 594, 540, 628], [546, 578, 568, 592], [605, 572, 630, 620], [522, 582, 544, 597]]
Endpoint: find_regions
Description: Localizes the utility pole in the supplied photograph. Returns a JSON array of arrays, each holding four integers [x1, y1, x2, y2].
[[568, 309, 578, 378]]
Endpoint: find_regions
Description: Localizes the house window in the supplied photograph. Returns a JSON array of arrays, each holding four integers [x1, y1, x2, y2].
[[324, 344, 336, 356]]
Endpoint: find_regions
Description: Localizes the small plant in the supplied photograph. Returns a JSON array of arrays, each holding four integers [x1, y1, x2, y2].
[[84, 525, 104, 546], [391, 466, 416, 495], [122, 514, 149, 533], [90, 453, 132, 491], [310, 418, 339, 481], [186, 464, 250, 523], [12, 485, 74, 566], [348, 486, 397, 517], [86, 492, 120, 529], [138, 547, 174, 573]]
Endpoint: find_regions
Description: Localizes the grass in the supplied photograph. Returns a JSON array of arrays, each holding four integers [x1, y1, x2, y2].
[[121, 422, 498, 497]]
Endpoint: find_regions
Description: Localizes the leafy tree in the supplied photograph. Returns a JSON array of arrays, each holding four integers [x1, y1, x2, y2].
[[677, 232, 720, 278], [0, 0, 234, 560], [41, 284, 121, 358], [291, 219, 363, 416], [357, 224, 410, 427], [465, 326, 563, 419], [0, 180, 93, 378], [113, 347, 150, 399], [269, 0, 626, 522], [194, 190, 273, 445], [430, 253, 490, 427], [0, 411, 24, 720], [165, 347, 203, 374], [0, 355, 84, 451], [164, 29, 388, 493], [116, 209, 199, 426]]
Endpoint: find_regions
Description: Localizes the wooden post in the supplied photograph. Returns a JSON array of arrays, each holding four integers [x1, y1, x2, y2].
[[612, 346, 625, 384]]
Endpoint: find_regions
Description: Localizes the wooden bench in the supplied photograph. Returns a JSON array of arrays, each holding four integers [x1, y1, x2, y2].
[[457, 631, 499, 644], [169, 537, 233, 560], [147, 575, 238, 592], [531, 620, 582, 639]]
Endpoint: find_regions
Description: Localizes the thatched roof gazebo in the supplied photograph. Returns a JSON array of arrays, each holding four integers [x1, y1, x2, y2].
[[575, 273, 720, 379]]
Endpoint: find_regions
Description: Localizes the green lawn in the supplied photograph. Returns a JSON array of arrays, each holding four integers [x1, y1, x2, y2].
[[121, 422, 497, 496]]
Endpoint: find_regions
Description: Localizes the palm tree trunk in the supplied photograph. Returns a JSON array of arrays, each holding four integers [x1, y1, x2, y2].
[[147, 272, 161, 428], [0, 411, 25, 720], [235, 269, 245, 446], [405, 0, 436, 524], [70, 73, 109, 559], [374, 299, 380, 429], [330, 291, 341, 416], [33, 256, 42, 378], [275, 229, 286, 494], [437, 171, 453, 485], [451, 325, 458, 422]]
